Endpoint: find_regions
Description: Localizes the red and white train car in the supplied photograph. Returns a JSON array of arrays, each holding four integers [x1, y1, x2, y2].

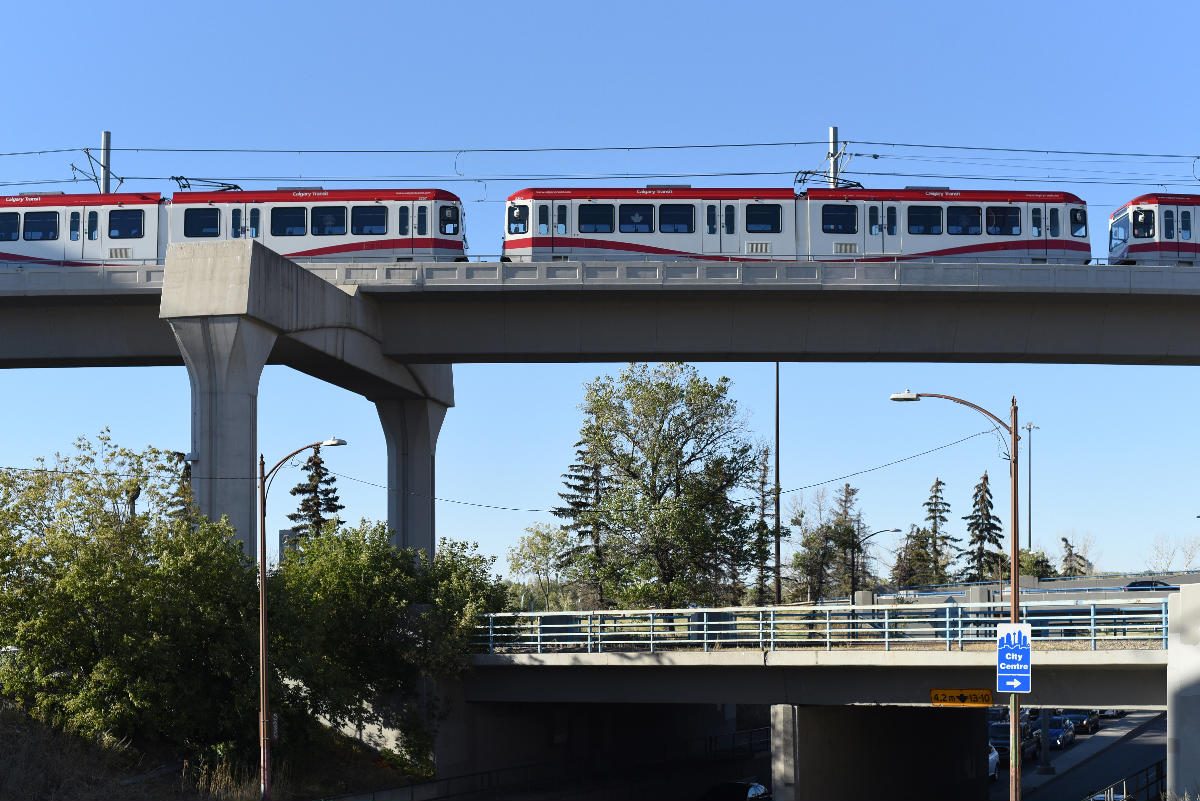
[[169, 188, 467, 261], [1108, 193, 1200, 265], [0, 192, 165, 265], [502, 187, 1090, 264]]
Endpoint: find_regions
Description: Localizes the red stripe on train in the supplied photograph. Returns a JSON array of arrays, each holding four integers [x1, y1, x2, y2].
[[283, 237, 465, 258]]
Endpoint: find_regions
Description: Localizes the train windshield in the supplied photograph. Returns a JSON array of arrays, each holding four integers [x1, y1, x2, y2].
[[1132, 209, 1154, 238], [507, 205, 528, 235], [1071, 208, 1087, 237], [1109, 213, 1129, 250]]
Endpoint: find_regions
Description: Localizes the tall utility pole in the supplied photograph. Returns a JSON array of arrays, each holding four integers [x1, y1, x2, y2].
[[1023, 423, 1039, 551], [774, 362, 782, 604], [100, 131, 111, 194], [828, 126, 839, 188]]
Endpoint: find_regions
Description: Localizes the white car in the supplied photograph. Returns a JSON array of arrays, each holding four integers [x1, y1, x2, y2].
[[988, 744, 1000, 781]]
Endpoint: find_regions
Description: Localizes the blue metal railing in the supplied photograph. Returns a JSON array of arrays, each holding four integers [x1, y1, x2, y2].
[[475, 599, 1169, 655]]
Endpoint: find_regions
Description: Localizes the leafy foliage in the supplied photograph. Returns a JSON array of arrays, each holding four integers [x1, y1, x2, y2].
[[506, 523, 571, 612]]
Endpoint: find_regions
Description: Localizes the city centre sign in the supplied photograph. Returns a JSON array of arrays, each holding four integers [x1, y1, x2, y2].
[[996, 623, 1032, 693]]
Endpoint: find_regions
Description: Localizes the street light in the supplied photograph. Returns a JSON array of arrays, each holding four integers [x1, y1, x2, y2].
[[890, 390, 1022, 801], [257, 437, 346, 801], [852, 527, 902, 599]]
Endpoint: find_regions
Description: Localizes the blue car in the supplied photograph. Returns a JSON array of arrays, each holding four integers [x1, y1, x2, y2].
[[1045, 716, 1076, 749]]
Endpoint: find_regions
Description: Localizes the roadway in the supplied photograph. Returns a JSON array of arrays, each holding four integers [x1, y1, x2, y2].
[[988, 711, 1164, 801]]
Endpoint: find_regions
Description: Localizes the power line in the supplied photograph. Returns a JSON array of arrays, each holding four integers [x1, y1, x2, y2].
[[105, 141, 826, 156]]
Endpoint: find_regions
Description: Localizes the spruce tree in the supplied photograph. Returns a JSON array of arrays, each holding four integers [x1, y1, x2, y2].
[[1061, 536, 1087, 577], [961, 471, 1004, 582], [287, 444, 344, 545], [552, 440, 615, 607], [923, 477, 959, 583], [751, 447, 774, 605]]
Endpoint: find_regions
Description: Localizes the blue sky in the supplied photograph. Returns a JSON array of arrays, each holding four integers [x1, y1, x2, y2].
[[2, 1, 1197, 576]]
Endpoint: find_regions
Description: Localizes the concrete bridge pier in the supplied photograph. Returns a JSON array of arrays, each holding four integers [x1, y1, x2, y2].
[[376, 398, 446, 556], [771, 704, 987, 800], [169, 315, 275, 555], [1168, 584, 1200, 797]]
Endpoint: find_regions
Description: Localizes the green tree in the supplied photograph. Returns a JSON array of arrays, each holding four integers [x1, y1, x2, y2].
[[1060, 536, 1088, 577], [891, 524, 939, 587], [749, 447, 776, 605], [961, 471, 1005, 582], [552, 440, 615, 608], [287, 444, 345, 544], [1002, 548, 1060, 579], [571, 363, 757, 607], [923, 477, 959, 583], [0, 434, 258, 756], [506, 523, 571, 611]]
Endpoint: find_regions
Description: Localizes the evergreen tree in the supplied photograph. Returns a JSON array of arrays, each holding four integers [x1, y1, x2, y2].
[[1060, 536, 1088, 577], [923, 477, 959, 583], [892, 524, 939, 587], [287, 444, 344, 544], [552, 440, 615, 607], [961, 471, 1005, 582], [750, 447, 774, 605]]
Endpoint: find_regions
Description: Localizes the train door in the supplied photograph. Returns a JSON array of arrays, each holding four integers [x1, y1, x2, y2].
[[541, 201, 569, 256], [1158, 203, 1181, 264], [394, 201, 416, 258], [1028, 204, 1051, 261], [863, 203, 900, 258], [229, 203, 262, 242], [701, 200, 740, 257], [78, 206, 106, 263]]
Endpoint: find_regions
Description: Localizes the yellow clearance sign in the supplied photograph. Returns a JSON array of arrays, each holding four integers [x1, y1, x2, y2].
[[930, 689, 994, 707]]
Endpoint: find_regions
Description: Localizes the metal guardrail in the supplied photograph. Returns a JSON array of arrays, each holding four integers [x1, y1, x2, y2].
[[1085, 758, 1165, 800], [475, 600, 1169, 655]]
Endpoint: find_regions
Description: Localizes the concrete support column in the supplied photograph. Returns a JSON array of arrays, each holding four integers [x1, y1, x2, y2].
[[771, 705, 986, 800], [169, 315, 276, 556], [376, 397, 447, 556], [1168, 584, 1200, 797]]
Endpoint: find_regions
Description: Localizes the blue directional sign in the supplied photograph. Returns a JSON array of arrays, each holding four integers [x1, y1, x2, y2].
[[996, 623, 1032, 693]]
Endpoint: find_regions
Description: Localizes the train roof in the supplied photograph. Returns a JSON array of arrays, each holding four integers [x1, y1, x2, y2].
[[507, 187, 795, 201], [1109, 193, 1200, 219], [507, 187, 1086, 204], [0, 192, 162, 208], [171, 188, 462, 204], [804, 188, 1087, 204]]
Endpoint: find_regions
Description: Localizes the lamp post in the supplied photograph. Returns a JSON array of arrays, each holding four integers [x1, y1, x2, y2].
[[257, 437, 346, 801], [853, 527, 902, 599], [890, 390, 1022, 801]]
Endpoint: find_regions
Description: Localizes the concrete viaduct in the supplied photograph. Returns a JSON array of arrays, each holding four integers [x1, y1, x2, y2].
[[4, 244, 1200, 798]]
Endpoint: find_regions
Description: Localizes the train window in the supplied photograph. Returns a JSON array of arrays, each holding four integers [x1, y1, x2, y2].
[[746, 204, 782, 233], [108, 209, 144, 239], [70, 211, 80, 241], [1182, 211, 1191, 241], [886, 206, 897, 236], [1109, 213, 1129, 250], [724, 205, 735, 235], [986, 207, 1020, 236], [579, 204, 615, 233], [1049, 208, 1060, 238], [440, 205, 460, 235], [538, 205, 550, 235], [23, 211, 59, 241], [184, 208, 221, 238], [507, 205, 528, 235], [352, 206, 387, 235], [822, 205, 858, 234], [249, 208, 261, 238], [706, 205, 717, 235], [231, 209, 242, 239], [312, 206, 347, 236], [869, 206, 880, 235], [1031, 208, 1042, 237], [946, 206, 981, 236], [416, 206, 428, 236], [1165, 210, 1175, 240], [619, 204, 654, 233], [0, 212, 17, 241], [660, 204, 695, 233], [398, 206, 409, 236], [87, 211, 99, 240], [1071, 209, 1087, 238], [908, 206, 942, 235], [271, 207, 307, 236], [1132, 209, 1154, 238], [556, 204, 567, 234]]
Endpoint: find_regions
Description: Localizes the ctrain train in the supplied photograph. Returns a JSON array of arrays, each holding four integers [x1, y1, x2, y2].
[[0, 182, 1193, 267], [0, 188, 467, 265], [501, 186, 1091, 263]]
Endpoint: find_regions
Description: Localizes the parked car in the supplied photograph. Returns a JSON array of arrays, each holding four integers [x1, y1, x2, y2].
[[1101, 708, 1129, 718], [698, 780, 771, 800], [988, 744, 1000, 781], [1046, 716, 1076, 749], [989, 721, 1040, 761], [1062, 708, 1101, 734]]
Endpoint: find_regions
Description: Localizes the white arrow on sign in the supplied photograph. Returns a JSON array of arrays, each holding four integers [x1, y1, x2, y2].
[[1005, 679, 1022, 688]]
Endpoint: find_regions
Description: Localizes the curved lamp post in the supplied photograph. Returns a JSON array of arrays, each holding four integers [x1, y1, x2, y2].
[[257, 437, 346, 801], [854, 528, 901, 599], [890, 390, 1022, 800]]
